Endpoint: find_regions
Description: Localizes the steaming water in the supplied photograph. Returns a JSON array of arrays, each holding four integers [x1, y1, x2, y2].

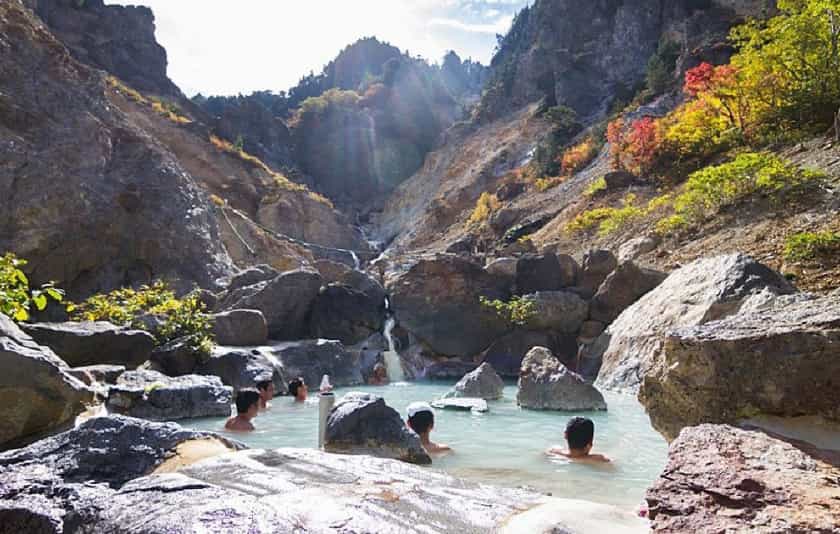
[[188, 382, 668, 510]]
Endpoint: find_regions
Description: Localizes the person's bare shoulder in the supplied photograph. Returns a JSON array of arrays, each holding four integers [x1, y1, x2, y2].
[[545, 447, 567, 457], [428, 442, 452, 454]]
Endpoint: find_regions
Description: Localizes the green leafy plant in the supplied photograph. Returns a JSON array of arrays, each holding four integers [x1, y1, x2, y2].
[[783, 230, 840, 261], [70, 281, 214, 357], [0, 253, 64, 322], [480, 295, 536, 326], [584, 176, 607, 197]]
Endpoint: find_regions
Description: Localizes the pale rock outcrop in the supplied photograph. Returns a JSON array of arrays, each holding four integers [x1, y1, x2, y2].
[[211, 309, 268, 347], [517, 347, 607, 411]]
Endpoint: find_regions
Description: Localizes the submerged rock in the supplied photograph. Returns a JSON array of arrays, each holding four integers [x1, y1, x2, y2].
[[211, 309, 268, 347], [640, 291, 840, 440], [646, 424, 840, 532], [0, 314, 94, 449], [324, 392, 431, 464], [442, 362, 504, 400], [219, 269, 322, 340], [517, 347, 607, 411], [106, 370, 232, 421], [432, 397, 489, 412], [596, 253, 795, 392], [21, 321, 155, 368]]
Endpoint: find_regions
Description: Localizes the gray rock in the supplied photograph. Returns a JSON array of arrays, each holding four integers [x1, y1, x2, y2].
[[578, 320, 606, 343], [324, 392, 431, 464], [432, 397, 489, 412], [603, 170, 636, 190], [647, 425, 840, 532], [485, 256, 518, 278], [442, 362, 504, 400], [515, 253, 575, 294], [308, 284, 385, 345], [640, 291, 840, 440], [482, 330, 578, 378], [340, 269, 387, 303], [149, 338, 201, 376], [618, 235, 661, 262], [388, 255, 510, 358], [212, 309, 268, 346], [106, 370, 232, 421], [423, 359, 479, 380], [197, 345, 286, 393], [596, 253, 796, 393], [224, 264, 279, 294], [524, 291, 589, 333], [21, 321, 155, 368], [0, 313, 94, 449], [268, 340, 362, 389], [219, 269, 322, 340], [589, 262, 667, 324], [517, 347, 607, 411], [67, 364, 126, 385], [579, 249, 618, 295]]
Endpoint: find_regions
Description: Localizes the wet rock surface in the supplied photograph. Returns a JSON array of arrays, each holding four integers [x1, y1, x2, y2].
[[22, 321, 155, 368], [106, 370, 232, 421], [596, 253, 795, 392], [640, 291, 840, 440], [442, 362, 504, 400], [432, 397, 489, 412], [518, 347, 606, 411], [324, 392, 431, 464], [211, 309, 268, 347], [646, 424, 840, 533]]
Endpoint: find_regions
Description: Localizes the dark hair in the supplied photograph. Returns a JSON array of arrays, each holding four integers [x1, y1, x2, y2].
[[256, 379, 273, 393], [565, 417, 595, 450], [235, 389, 261, 414], [288, 378, 305, 397], [407, 410, 434, 435]]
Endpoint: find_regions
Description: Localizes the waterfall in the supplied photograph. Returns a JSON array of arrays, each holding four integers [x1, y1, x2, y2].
[[382, 315, 405, 383], [350, 250, 360, 271]]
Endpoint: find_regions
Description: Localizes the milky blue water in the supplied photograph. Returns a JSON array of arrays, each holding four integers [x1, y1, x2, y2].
[[187, 382, 668, 510]]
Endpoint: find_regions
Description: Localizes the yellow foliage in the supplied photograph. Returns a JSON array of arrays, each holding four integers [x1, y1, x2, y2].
[[468, 192, 501, 225]]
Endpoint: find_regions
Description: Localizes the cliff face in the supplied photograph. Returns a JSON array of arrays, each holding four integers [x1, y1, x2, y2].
[[0, 1, 232, 297], [476, 0, 773, 123], [24, 0, 180, 98]]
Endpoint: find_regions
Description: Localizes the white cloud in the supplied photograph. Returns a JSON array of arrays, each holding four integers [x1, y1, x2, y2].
[[428, 14, 513, 34]]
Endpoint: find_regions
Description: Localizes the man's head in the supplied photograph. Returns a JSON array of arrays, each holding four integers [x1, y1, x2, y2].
[[565, 417, 595, 452], [406, 402, 435, 436], [256, 379, 274, 402], [288, 377, 307, 401], [235, 389, 261, 419]]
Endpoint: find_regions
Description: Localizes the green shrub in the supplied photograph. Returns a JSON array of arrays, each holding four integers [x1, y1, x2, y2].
[[783, 230, 840, 261], [584, 176, 607, 197], [70, 281, 214, 357], [479, 296, 536, 326], [0, 253, 64, 322]]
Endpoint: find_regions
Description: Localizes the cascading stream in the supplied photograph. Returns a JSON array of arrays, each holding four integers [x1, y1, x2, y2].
[[382, 315, 405, 383]]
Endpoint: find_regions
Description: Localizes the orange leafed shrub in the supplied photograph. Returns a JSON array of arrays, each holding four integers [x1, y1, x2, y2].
[[560, 137, 598, 176], [606, 117, 664, 175]]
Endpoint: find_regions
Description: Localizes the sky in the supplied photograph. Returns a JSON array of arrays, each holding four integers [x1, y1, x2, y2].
[[109, 0, 530, 97]]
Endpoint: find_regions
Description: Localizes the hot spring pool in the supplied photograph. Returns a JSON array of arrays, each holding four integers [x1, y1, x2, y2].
[[187, 382, 668, 510]]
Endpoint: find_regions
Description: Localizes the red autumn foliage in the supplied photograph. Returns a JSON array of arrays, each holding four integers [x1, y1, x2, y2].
[[625, 117, 661, 174], [684, 62, 716, 96]]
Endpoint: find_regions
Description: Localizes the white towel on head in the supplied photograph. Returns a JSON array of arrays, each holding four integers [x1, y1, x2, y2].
[[406, 401, 433, 418]]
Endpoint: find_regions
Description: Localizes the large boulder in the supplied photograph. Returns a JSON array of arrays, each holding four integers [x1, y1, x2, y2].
[[219, 269, 322, 340], [388, 255, 510, 357], [515, 253, 576, 294], [308, 284, 385, 345], [618, 234, 660, 262], [324, 392, 431, 464], [106, 370, 232, 421], [268, 340, 362, 389], [0, 314, 94, 449], [596, 253, 795, 392], [524, 291, 589, 333], [517, 347, 607, 411], [640, 292, 840, 440], [1, 415, 642, 532], [579, 249, 618, 295], [21, 321, 155, 368], [67, 364, 126, 386], [223, 264, 279, 294], [589, 262, 667, 324], [196, 345, 286, 394], [646, 425, 840, 532], [442, 362, 504, 400], [481, 330, 578, 378], [149, 338, 201, 376], [211, 309, 268, 347]]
